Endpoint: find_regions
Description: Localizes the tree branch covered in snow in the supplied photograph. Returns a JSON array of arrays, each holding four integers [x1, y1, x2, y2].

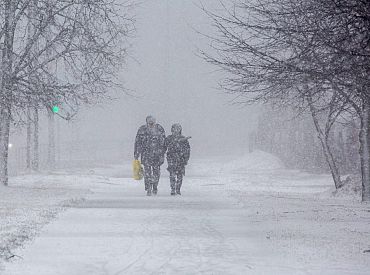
[[202, 0, 370, 200]]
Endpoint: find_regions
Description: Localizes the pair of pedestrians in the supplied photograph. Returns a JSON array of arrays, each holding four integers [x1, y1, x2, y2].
[[134, 116, 191, 196]]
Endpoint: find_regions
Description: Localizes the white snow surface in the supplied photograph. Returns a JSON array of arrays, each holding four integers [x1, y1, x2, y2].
[[1, 151, 370, 274]]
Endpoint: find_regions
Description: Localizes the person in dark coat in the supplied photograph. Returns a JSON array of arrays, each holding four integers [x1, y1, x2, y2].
[[134, 115, 166, 196], [164, 123, 191, 195]]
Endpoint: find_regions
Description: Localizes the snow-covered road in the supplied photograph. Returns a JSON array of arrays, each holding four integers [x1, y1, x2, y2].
[[2, 152, 370, 274]]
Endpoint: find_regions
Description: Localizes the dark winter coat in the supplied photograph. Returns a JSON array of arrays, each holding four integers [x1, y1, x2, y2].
[[164, 134, 191, 173], [134, 124, 166, 166]]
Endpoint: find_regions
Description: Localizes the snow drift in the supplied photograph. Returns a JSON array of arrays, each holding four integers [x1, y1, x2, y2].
[[188, 150, 284, 177]]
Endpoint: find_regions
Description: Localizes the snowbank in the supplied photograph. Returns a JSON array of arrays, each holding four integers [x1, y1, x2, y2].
[[220, 150, 284, 173], [187, 150, 284, 177], [188, 151, 355, 199], [0, 174, 92, 270], [317, 175, 363, 202]]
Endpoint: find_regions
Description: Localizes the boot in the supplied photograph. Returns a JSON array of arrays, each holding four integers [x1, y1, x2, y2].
[[152, 183, 158, 195], [171, 189, 176, 196], [144, 180, 149, 191], [176, 180, 182, 195], [146, 184, 152, 196]]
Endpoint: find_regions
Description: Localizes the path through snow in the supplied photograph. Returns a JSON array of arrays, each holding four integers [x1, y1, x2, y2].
[[2, 152, 370, 274]]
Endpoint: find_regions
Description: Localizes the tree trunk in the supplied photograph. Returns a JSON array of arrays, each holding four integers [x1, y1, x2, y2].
[[56, 118, 61, 166], [47, 110, 56, 170], [26, 1, 36, 171], [0, 106, 11, 186], [359, 100, 370, 201], [0, 0, 14, 185], [309, 103, 342, 189], [32, 107, 39, 171], [337, 131, 345, 172], [26, 107, 32, 169]]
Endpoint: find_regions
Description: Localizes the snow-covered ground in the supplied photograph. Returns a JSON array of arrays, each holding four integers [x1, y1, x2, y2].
[[0, 173, 94, 262], [1, 151, 370, 274]]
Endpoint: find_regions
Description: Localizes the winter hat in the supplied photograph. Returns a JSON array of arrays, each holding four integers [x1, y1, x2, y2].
[[171, 123, 182, 135]]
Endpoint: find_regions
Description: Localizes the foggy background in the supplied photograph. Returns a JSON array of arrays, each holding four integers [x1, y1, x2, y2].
[[9, 0, 257, 172]]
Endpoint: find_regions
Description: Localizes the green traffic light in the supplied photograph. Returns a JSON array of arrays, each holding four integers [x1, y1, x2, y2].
[[52, 106, 59, 113]]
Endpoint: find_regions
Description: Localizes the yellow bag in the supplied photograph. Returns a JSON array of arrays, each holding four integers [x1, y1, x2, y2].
[[132, 160, 144, 180]]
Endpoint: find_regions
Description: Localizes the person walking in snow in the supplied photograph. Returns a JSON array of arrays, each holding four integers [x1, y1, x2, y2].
[[164, 123, 191, 195], [134, 115, 166, 196]]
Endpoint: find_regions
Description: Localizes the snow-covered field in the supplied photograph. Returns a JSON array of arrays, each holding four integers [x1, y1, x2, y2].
[[1, 151, 370, 274]]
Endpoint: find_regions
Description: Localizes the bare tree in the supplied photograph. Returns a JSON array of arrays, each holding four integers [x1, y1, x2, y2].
[[0, 0, 133, 185], [202, 0, 370, 198]]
